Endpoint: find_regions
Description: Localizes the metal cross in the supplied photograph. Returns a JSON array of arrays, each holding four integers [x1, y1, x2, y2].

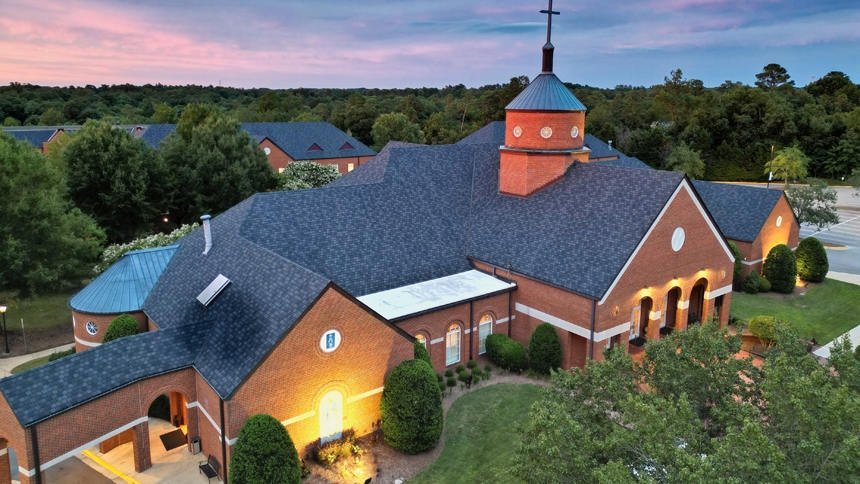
[[540, 0, 560, 44]]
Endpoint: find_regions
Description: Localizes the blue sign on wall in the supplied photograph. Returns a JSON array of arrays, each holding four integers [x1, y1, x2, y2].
[[326, 332, 336, 349]]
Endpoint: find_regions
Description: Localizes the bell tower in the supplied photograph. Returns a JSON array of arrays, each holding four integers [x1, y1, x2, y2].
[[499, 0, 591, 197]]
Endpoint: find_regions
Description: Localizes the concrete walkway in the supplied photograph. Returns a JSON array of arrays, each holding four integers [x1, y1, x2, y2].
[[828, 271, 860, 286], [0, 343, 75, 379]]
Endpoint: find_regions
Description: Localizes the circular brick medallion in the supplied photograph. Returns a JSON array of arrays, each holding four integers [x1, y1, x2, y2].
[[776, 215, 782, 227], [86, 321, 98, 335], [671, 227, 686, 252], [611, 305, 620, 317], [263, 147, 271, 155], [540, 126, 553, 139], [513, 126, 523, 138], [570, 126, 579, 138], [719, 269, 726, 281]]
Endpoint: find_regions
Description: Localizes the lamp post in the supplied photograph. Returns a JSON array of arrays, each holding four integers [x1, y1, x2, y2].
[[1, 306, 9, 354]]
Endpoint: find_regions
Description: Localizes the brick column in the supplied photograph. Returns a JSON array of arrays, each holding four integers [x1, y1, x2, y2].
[[677, 303, 689, 332], [185, 404, 199, 454], [0, 443, 11, 484], [132, 421, 151, 473], [647, 311, 662, 342], [718, 293, 731, 328]]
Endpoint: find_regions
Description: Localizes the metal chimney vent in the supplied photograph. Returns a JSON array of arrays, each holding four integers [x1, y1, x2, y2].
[[197, 274, 231, 307]]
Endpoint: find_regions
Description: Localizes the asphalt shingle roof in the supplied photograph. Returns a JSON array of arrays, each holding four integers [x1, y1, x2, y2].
[[2, 128, 56, 148], [506, 73, 587, 111], [691, 181, 784, 242], [69, 245, 177, 314], [138, 122, 376, 160]]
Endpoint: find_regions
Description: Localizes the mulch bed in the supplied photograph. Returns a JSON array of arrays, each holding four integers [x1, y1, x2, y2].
[[0, 324, 73, 358]]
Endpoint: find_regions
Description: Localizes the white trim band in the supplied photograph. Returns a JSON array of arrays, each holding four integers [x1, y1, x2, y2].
[[706, 285, 732, 300], [281, 411, 315, 427], [516, 303, 629, 342], [74, 336, 101, 348], [187, 401, 223, 441], [678, 299, 690, 309], [0, 447, 6, 456], [495, 315, 514, 325], [593, 322, 631, 342], [347, 386, 384, 403], [430, 337, 444, 345], [649, 310, 661, 320]]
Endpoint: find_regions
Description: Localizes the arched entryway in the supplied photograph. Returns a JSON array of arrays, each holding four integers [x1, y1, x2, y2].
[[664, 287, 682, 333], [629, 297, 653, 348], [320, 390, 344, 444], [689, 279, 708, 325]]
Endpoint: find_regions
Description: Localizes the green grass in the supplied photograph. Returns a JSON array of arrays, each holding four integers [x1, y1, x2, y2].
[[731, 278, 860, 344], [10, 355, 52, 374], [410, 383, 540, 484], [0, 292, 73, 329]]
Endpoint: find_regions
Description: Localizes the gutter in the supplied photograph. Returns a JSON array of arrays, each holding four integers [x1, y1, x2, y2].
[[220, 398, 228, 481], [589, 299, 597, 360]]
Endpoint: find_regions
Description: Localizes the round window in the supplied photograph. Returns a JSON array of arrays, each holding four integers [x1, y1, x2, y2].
[[319, 329, 342, 353], [513, 126, 523, 138], [86, 321, 98, 335], [671, 227, 686, 252], [540, 126, 553, 139], [570, 126, 579, 138], [776, 215, 782, 228], [263, 147, 272, 156]]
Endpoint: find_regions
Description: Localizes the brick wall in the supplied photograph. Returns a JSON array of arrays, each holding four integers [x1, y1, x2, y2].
[[227, 286, 413, 461], [735, 194, 799, 276], [504, 111, 585, 151], [71, 311, 147, 352], [0, 392, 29, 484]]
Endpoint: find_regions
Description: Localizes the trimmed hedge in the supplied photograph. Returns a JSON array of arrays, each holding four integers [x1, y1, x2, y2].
[[728, 241, 743, 285], [762, 244, 798, 294], [102, 314, 140, 343], [485, 333, 528, 372], [414, 340, 432, 367], [742, 271, 761, 294], [758, 277, 772, 293], [796, 237, 828, 283], [380, 359, 443, 454], [528, 323, 562, 375], [230, 414, 301, 484]]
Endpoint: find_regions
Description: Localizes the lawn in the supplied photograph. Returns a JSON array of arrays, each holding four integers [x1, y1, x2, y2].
[[730, 278, 860, 344], [0, 292, 73, 330], [11, 354, 52, 374], [410, 383, 541, 484]]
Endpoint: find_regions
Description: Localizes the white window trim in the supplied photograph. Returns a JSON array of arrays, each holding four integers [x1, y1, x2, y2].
[[478, 316, 493, 354], [446, 326, 461, 366]]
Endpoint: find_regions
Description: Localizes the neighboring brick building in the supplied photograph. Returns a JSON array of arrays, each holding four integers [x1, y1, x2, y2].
[[138, 122, 376, 174], [0, 30, 743, 484]]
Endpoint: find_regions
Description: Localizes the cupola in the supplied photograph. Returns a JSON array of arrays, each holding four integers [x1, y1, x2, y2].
[[499, 0, 591, 197]]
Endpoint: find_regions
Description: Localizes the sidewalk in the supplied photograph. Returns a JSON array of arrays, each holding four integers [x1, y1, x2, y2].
[[0, 343, 75, 379], [828, 271, 860, 286]]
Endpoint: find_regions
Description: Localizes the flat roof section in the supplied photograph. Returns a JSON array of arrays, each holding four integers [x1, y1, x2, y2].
[[357, 270, 516, 321]]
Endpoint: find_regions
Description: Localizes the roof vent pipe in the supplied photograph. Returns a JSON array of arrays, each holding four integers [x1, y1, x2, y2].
[[201, 215, 212, 255], [608, 140, 613, 150]]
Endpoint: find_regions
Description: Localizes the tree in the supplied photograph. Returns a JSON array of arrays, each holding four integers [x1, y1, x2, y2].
[[151, 102, 177, 124], [0, 133, 105, 297], [230, 414, 301, 484], [380, 359, 443, 454], [280, 161, 339, 188], [743, 271, 761, 294], [371, 113, 424, 150], [795, 236, 829, 282], [787, 178, 839, 230], [528, 323, 562, 375], [755, 63, 793, 89], [343, 94, 378, 146], [728, 241, 743, 286], [414, 340, 432, 368], [761, 244, 797, 294], [747, 315, 783, 349], [767, 147, 808, 188], [63, 120, 165, 242], [38, 107, 65, 125], [102, 314, 140, 343], [159, 108, 272, 224], [665, 141, 705, 179], [422, 112, 456, 145]]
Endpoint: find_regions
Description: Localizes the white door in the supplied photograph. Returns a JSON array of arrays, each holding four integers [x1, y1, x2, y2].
[[320, 390, 343, 444], [630, 306, 641, 340]]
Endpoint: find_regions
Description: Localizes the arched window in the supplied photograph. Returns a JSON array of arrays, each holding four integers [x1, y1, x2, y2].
[[415, 333, 427, 348], [478, 314, 493, 354], [446, 324, 461, 366]]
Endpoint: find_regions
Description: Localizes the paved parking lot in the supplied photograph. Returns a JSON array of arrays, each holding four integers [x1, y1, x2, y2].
[[799, 187, 860, 276]]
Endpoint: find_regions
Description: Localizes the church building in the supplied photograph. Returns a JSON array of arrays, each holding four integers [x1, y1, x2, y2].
[[0, 10, 738, 484]]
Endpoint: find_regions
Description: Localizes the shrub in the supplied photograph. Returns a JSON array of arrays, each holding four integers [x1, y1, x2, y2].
[[471, 367, 483, 378], [742, 271, 761, 294], [48, 347, 75, 362], [758, 277, 772, 293], [444, 369, 454, 378], [380, 360, 443, 454], [414, 340, 432, 367], [436, 373, 443, 382], [485, 333, 528, 372], [796, 237, 828, 282], [438, 381, 446, 393], [484, 364, 492, 379], [467, 360, 477, 369], [446, 377, 457, 393], [313, 429, 358, 467], [455, 364, 466, 373], [762, 244, 797, 294], [728, 241, 743, 285], [458, 370, 471, 385], [748, 316, 784, 349], [528, 323, 562, 375], [102, 314, 140, 343], [95, 223, 198, 273], [147, 394, 171, 421], [230, 414, 301, 484], [854, 345, 860, 362]]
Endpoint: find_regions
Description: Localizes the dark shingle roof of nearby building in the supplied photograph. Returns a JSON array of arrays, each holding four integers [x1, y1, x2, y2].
[[69, 245, 178, 314], [506, 73, 587, 111], [0, 323, 206, 426], [2, 128, 56, 148], [691, 181, 784, 242], [455, 122, 507, 146], [591, 156, 652, 170], [583, 134, 617, 159], [137, 122, 376, 160]]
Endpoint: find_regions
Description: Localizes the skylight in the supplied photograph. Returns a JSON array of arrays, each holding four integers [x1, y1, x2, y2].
[[197, 274, 231, 307]]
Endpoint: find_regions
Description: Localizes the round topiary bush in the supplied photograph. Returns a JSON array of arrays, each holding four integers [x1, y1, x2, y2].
[[796, 237, 828, 283], [230, 414, 301, 484], [742, 271, 761, 294], [455, 364, 465, 373], [466, 360, 477, 369], [528, 323, 562, 375], [380, 359, 443, 454], [102, 314, 140, 343], [762, 244, 797, 294], [414, 340, 432, 368], [444, 369, 453, 378], [758, 277, 772, 293], [728, 241, 743, 286]]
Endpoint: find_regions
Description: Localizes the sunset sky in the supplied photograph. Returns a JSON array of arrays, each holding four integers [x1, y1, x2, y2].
[[2, 0, 859, 89]]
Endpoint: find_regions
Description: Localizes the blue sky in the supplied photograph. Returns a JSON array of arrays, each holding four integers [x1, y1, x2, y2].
[[1, 0, 858, 89]]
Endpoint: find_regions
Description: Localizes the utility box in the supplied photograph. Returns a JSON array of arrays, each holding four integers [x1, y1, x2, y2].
[[191, 437, 201, 455]]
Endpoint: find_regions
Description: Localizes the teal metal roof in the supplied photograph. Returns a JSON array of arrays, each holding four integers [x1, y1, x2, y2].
[[69, 245, 178, 314], [505, 73, 587, 111]]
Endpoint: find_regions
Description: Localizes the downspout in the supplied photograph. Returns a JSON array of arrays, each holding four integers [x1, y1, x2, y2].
[[220, 398, 228, 481], [469, 301, 474, 361], [588, 299, 597, 360], [508, 291, 513, 338], [30, 426, 42, 484]]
